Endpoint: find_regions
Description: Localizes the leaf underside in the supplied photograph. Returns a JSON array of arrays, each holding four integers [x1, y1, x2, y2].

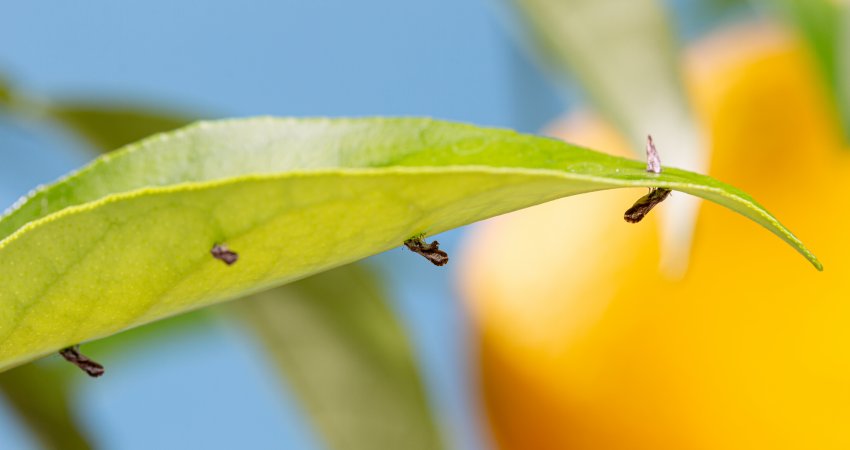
[[0, 117, 820, 371]]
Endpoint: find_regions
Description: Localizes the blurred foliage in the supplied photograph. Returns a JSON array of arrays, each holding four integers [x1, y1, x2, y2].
[[238, 264, 443, 450], [46, 104, 191, 152], [683, 0, 753, 34], [695, 0, 748, 16], [0, 363, 90, 450], [504, 0, 697, 156], [755, 0, 850, 140], [0, 77, 10, 106], [705, 0, 742, 10]]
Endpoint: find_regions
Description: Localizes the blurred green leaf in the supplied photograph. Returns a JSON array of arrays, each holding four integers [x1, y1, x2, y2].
[[236, 263, 443, 450], [0, 77, 10, 107], [46, 104, 191, 152], [755, 0, 850, 140], [505, 0, 702, 160], [0, 80, 189, 152], [0, 363, 91, 450]]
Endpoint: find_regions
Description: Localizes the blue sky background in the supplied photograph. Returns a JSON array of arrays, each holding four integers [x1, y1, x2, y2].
[[0, 1, 564, 449]]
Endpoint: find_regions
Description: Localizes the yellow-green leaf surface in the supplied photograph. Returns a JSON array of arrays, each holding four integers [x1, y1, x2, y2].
[[0, 117, 820, 371]]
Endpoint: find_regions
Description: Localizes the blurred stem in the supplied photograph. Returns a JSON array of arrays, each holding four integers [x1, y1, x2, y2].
[[0, 78, 192, 152], [44, 105, 191, 152], [234, 264, 444, 450], [0, 363, 92, 450], [0, 77, 10, 107]]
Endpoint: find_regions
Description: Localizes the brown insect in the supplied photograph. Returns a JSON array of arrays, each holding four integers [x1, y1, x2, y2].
[[211, 243, 239, 265], [59, 345, 105, 378], [404, 234, 449, 266], [624, 187, 672, 223]]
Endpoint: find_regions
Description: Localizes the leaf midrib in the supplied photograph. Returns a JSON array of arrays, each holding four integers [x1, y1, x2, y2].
[[0, 165, 821, 271]]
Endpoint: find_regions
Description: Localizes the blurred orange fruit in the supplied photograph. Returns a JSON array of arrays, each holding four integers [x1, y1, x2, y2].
[[461, 22, 850, 450]]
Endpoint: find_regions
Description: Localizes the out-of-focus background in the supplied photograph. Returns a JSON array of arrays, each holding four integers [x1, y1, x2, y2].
[[3, 0, 849, 449]]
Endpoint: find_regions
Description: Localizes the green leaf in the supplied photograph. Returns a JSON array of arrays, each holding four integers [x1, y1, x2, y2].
[[0, 117, 820, 371], [37, 105, 442, 450], [39, 104, 443, 450], [235, 263, 443, 450]]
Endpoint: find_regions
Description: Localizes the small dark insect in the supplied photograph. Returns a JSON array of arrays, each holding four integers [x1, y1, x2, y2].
[[59, 345, 105, 378], [211, 243, 239, 265], [404, 234, 449, 266], [624, 188, 672, 223]]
